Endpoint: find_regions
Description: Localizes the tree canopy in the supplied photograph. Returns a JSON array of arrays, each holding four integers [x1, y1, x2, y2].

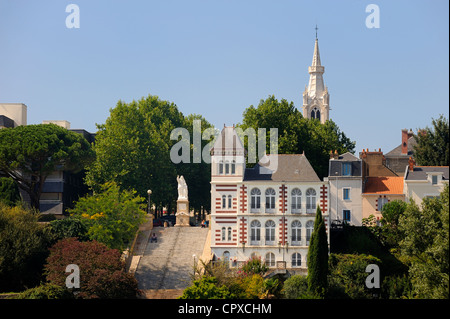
[[85, 95, 213, 214], [0, 124, 95, 209], [414, 114, 449, 166]]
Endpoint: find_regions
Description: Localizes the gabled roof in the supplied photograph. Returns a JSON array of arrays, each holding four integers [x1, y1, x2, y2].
[[385, 136, 417, 157], [336, 152, 360, 161], [405, 166, 449, 181], [210, 126, 246, 156], [244, 154, 321, 182], [363, 176, 404, 194]]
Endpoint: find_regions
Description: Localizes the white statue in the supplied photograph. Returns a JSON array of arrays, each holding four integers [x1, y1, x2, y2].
[[177, 175, 188, 200]]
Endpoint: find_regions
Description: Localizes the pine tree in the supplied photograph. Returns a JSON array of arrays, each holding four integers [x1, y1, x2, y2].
[[307, 206, 329, 297]]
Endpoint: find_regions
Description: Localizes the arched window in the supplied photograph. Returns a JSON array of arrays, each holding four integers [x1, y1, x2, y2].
[[265, 220, 276, 244], [227, 227, 232, 241], [265, 252, 275, 267], [250, 220, 261, 244], [219, 160, 224, 174], [306, 220, 314, 245], [222, 195, 226, 209], [316, 110, 321, 122], [250, 188, 261, 210], [265, 188, 276, 210], [228, 195, 232, 209], [221, 227, 226, 241], [225, 161, 230, 174], [291, 188, 302, 211], [231, 160, 236, 174], [311, 110, 315, 119], [292, 253, 301, 267], [306, 188, 316, 213], [223, 251, 230, 267], [291, 220, 302, 245]]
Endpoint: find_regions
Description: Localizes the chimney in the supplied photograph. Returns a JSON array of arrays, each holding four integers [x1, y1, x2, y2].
[[408, 157, 415, 171], [401, 129, 408, 155], [333, 150, 339, 160], [407, 129, 413, 139], [330, 150, 334, 159]]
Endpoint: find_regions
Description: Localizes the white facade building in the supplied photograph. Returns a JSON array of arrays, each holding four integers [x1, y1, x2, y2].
[[210, 126, 329, 272]]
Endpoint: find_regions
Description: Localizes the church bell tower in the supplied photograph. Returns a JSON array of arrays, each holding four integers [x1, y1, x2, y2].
[[302, 28, 330, 124]]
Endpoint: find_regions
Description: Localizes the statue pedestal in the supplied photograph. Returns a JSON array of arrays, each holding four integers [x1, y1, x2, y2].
[[175, 199, 190, 227]]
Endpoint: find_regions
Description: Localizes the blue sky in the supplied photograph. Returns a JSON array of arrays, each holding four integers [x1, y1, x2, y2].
[[0, 0, 448, 154]]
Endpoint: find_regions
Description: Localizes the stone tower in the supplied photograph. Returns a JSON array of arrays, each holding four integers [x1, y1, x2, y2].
[[302, 36, 330, 124]]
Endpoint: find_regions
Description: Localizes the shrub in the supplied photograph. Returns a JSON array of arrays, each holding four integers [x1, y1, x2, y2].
[[15, 283, 74, 299], [179, 276, 231, 299], [239, 256, 268, 276], [45, 238, 139, 299], [282, 275, 309, 299], [0, 203, 53, 292], [49, 217, 88, 241]]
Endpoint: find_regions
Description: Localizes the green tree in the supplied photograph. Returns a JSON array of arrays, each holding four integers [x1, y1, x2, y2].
[[85, 95, 213, 215], [413, 114, 449, 166], [0, 124, 95, 209], [0, 177, 20, 206], [307, 206, 329, 297], [239, 95, 355, 178], [380, 200, 407, 248], [0, 203, 53, 292], [398, 184, 449, 298], [68, 182, 146, 250]]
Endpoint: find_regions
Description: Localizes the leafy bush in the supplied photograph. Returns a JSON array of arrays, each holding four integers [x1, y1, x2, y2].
[[0, 203, 53, 292], [49, 217, 88, 241], [15, 283, 73, 299], [179, 276, 231, 299], [239, 256, 268, 276], [327, 254, 381, 299], [68, 182, 146, 250], [282, 275, 309, 299], [45, 238, 139, 299]]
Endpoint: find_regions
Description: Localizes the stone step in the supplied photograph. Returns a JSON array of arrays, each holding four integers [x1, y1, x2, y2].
[[135, 226, 209, 293]]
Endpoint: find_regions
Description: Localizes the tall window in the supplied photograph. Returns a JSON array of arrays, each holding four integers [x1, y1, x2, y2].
[[225, 161, 230, 174], [291, 220, 302, 245], [222, 195, 226, 209], [306, 188, 316, 213], [250, 220, 261, 244], [306, 220, 314, 245], [432, 175, 438, 185], [231, 160, 236, 175], [219, 160, 224, 174], [343, 210, 351, 223], [265, 252, 275, 267], [227, 227, 232, 241], [228, 195, 232, 209], [221, 227, 226, 241], [292, 253, 301, 267], [250, 188, 261, 210], [291, 188, 302, 211], [265, 188, 276, 210], [265, 220, 276, 244], [342, 163, 352, 176], [343, 188, 350, 200], [377, 196, 388, 211]]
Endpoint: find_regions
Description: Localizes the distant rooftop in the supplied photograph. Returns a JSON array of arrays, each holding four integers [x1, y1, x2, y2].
[[405, 166, 449, 181], [363, 176, 404, 194]]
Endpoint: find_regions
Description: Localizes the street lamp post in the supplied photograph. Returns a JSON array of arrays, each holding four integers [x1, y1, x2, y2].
[[147, 189, 152, 216]]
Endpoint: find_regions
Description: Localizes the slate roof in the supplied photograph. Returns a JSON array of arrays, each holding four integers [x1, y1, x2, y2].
[[405, 166, 449, 181], [363, 176, 404, 194], [244, 154, 321, 182], [385, 136, 417, 157]]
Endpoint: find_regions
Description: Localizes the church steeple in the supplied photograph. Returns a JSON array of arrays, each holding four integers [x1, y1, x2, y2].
[[302, 31, 330, 124]]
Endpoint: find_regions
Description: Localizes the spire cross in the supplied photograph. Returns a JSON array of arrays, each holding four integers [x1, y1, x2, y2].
[[315, 25, 318, 39]]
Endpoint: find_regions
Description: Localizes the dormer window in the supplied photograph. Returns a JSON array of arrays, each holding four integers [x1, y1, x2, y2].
[[432, 175, 438, 185]]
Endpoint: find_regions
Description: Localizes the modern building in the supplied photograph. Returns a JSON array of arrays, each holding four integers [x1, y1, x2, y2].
[[210, 126, 329, 273], [302, 36, 330, 124], [327, 151, 363, 226], [403, 157, 449, 207], [0, 103, 27, 127]]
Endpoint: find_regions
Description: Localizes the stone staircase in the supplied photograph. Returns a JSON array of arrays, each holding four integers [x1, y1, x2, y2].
[[134, 226, 209, 298]]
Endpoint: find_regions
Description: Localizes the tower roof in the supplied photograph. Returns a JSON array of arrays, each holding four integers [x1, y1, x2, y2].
[[307, 38, 325, 98]]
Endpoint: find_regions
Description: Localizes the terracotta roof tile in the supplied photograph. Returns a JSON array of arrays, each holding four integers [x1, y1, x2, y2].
[[363, 177, 404, 194]]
